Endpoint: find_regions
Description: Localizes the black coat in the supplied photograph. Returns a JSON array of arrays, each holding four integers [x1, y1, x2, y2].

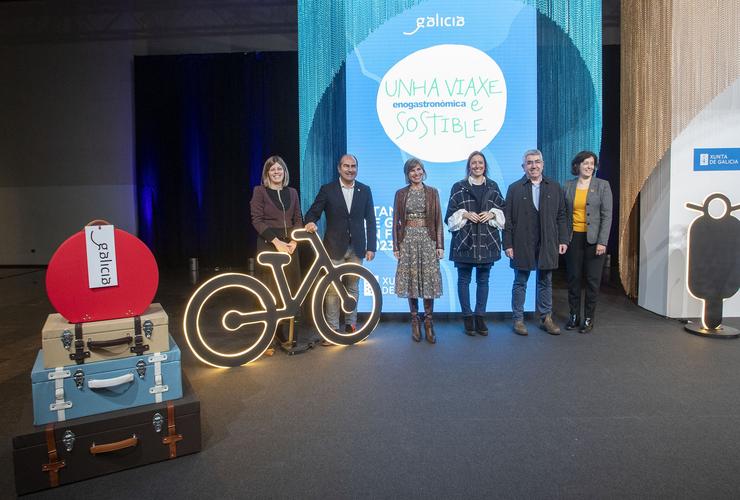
[[503, 175, 568, 271], [445, 178, 505, 264], [304, 180, 377, 260]]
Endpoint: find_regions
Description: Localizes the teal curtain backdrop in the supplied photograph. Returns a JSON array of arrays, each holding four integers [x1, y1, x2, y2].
[[298, 0, 602, 210]]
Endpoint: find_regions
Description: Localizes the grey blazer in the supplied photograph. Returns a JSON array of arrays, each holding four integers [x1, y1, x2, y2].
[[564, 177, 613, 246]]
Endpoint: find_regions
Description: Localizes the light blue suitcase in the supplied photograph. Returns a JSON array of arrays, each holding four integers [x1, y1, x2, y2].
[[32, 335, 182, 425]]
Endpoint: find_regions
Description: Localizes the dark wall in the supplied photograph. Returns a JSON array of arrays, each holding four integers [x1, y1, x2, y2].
[[134, 52, 298, 269]]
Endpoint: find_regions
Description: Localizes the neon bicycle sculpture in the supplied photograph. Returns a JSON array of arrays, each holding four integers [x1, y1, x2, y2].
[[183, 229, 382, 367]]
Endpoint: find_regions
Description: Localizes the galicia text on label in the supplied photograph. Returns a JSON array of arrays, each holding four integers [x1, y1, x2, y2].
[[85, 225, 119, 289]]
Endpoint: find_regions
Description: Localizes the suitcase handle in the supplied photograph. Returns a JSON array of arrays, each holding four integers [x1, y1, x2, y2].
[[89, 434, 138, 455], [85, 219, 112, 227], [87, 372, 134, 389], [87, 336, 133, 349]]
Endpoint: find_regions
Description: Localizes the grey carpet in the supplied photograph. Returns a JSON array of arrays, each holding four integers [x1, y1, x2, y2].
[[2, 269, 740, 499]]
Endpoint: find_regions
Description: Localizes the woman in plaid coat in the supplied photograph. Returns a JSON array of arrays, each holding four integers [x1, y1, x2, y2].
[[445, 151, 505, 336]]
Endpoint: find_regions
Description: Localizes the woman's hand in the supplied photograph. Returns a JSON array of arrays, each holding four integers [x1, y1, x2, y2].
[[477, 211, 494, 223], [271, 238, 290, 253], [436, 249, 444, 260], [463, 211, 480, 223], [596, 244, 606, 256], [393, 250, 400, 259]]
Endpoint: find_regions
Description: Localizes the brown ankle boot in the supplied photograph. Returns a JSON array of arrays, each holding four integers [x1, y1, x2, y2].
[[411, 314, 421, 342], [409, 298, 421, 342], [423, 299, 436, 344], [423, 314, 436, 343]]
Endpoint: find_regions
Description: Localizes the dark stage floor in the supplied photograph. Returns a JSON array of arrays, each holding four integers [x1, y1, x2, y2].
[[2, 268, 740, 499]]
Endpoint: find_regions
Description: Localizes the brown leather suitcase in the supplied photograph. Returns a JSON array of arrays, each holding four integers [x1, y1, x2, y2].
[[12, 375, 200, 496], [41, 303, 170, 368]]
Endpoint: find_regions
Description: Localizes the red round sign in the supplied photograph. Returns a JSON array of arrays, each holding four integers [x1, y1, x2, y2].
[[46, 228, 159, 323]]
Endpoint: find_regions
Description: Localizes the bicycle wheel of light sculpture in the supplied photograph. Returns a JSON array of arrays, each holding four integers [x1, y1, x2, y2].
[[311, 263, 383, 345], [183, 273, 279, 367]]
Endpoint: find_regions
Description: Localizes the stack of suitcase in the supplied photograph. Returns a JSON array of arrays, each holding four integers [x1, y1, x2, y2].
[[12, 224, 201, 495], [32, 304, 182, 425]]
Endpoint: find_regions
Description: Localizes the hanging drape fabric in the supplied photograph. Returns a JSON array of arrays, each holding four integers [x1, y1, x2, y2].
[[299, 0, 602, 233], [620, 0, 739, 297]]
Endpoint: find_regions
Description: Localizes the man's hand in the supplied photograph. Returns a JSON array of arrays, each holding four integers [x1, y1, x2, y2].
[[365, 251, 375, 261], [286, 241, 297, 254], [463, 211, 480, 223], [559, 244, 568, 255], [304, 222, 317, 233], [596, 244, 606, 256], [505, 248, 514, 259]]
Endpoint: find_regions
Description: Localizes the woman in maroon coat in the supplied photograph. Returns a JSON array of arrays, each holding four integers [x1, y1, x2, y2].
[[250, 155, 303, 344]]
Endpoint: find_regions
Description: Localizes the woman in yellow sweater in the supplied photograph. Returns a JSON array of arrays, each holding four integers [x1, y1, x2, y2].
[[564, 151, 613, 333]]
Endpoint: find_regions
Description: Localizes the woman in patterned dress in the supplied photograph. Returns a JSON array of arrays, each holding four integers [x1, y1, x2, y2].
[[392, 158, 444, 343]]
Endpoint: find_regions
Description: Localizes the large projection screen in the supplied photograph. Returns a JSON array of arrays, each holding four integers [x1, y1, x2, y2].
[[348, 0, 537, 312]]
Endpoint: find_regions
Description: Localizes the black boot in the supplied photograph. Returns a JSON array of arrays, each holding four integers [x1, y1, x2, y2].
[[580, 317, 594, 333], [409, 299, 421, 342], [565, 314, 580, 330], [474, 315, 488, 336], [463, 316, 476, 336], [423, 299, 436, 344]]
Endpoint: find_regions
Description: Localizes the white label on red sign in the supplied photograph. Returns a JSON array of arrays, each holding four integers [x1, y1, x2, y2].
[[85, 225, 119, 289]]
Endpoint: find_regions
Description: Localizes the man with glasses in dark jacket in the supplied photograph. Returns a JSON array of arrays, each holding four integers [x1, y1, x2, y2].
[[503, 149, 568, 336]]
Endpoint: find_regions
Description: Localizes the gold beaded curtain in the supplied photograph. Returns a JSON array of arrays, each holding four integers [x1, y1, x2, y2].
[[619, 0, 740, 297]]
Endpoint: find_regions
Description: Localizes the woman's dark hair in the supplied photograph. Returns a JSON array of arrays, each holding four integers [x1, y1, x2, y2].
[[403, 157, 426, 184], [571, 151, 598, 175], [466, 151, 488, 177]]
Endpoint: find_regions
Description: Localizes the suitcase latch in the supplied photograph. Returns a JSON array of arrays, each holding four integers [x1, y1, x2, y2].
[[73, 369, 85, 389], [136, 360, 147, 379], [152, 412, 163, 433], [61, 329, 73, 350], [63, 430, 75, 452], [143, 320, 154, 339]]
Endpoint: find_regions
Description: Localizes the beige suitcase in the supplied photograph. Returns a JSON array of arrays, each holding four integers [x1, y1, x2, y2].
[[42, 303, 169, 368]]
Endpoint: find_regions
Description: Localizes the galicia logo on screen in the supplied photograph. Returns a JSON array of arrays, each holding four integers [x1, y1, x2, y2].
[[346, 0, 537, 312], [376, 44, 507, 163], [402, 14, 465, 36]]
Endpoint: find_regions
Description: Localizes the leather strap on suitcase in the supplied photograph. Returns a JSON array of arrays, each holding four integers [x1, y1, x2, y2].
[[130, 316, 150, 355], [162, 401, 183, 458], [70, 323, 90, 364], [41, 424, 65, 487]]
